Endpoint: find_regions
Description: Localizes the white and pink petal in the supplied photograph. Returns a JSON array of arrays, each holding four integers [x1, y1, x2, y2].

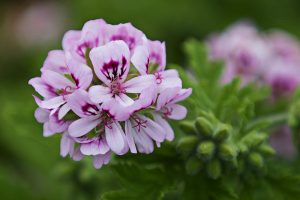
[[124, 74, 156, 93], [89, 85, 112, 104], [41, 50, 68, 73], [164, 104, 187, 120], [105, 121, 128, 155], [153, 113, 174, 141], [89, 40, 130, 85], [68, 115, 100, 137], [60, 132, 75, 157], [68, 89, 100, 117]]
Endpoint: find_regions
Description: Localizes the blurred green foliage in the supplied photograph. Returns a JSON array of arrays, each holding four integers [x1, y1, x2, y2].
[[1, 0, 300, 199]]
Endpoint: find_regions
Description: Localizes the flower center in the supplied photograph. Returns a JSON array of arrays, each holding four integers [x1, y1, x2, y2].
[[154, 72, 163, 84], [132, 116, 147, 132], [162, 107, 173, 118], [57, 86, 75, 100], [100, 111, 114, 129], [110, 81, 126, 96]]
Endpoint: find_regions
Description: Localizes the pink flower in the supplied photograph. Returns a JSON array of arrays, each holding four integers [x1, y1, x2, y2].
[[124, 86, 164, 154], [29, 51, 93, 119], [67, 89, 129, 155], [264, 61, 300, 98], [207, 22, 272, 85], [154, 87, 192, 141], [131, 40, 182, 92], [33, 96, 70, 137], [29, 19, 192, 169], [63, 21, 146, 64], [88, 40, 155, 107], [207, 21, 300, 98], [63, 19, 106, 63], [270, 126, 297, 159], [267, 31, 300, 63], [124, 86, 192, 153], [104, 23, 145, 52]]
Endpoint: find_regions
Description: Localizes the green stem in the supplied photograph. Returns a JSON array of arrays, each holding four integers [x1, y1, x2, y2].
[[245, 113, 288, 133]]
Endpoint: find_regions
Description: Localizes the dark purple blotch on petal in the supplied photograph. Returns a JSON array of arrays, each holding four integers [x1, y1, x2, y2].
[[71, 73, 80, 87], [101, 56, 127, 81], [111, 35, 135, 50], [82, 103, 99, 115]]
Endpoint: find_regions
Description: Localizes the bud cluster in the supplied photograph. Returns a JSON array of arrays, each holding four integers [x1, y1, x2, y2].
[[236, 131, 275, 174], [178, 111, 275, 179]]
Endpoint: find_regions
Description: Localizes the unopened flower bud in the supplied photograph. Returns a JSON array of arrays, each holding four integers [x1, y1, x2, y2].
[[243, 132, 267, 148], [237, 143, 249, 154], [207, 159, 221, 179], [197, 141, 215, 160], [179, 121, 197, 135], [214, 124, 231, 141], [185, 156, 204, 175], [219, 143, 237, 161], [248, 152, 264, 169], [177, 136, 199, 155], [195, 117, 213, 137], [258, 144, 275, 156]]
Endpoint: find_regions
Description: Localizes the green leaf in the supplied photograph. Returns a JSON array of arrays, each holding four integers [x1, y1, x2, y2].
[[100, 162, 178, 200]]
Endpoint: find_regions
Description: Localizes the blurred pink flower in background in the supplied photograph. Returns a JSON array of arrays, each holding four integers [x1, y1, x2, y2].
[[270, 126, 297, 159], [207, 21, 300, 98], [2, 1, 68, 49], [208, 22, 272, 85], [207, 21, 300, 159], [266, 31, 300, 63]]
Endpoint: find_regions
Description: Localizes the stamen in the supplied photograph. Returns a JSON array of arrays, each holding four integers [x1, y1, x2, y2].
[[154, 72, 163, 84], [132, 116, 148, 132], [162, 107, 173, 119], [61, 86, 74, 100], [100, 112, 114, 129], [110, 81, 126, 96]]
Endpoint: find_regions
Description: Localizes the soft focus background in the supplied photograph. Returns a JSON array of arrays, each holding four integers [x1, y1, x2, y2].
[[1, 0, 300, 199]]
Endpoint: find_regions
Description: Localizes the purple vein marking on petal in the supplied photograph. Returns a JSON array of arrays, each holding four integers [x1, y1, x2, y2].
[[71, 73, 80, 87], [111, 35, 135, 50], [145, 57, 150, 74], [101, 56, 127, 81], [162, 107, 173, 119], [131, 117, 147, 132], [101, 59, 119, 81], [82, 103, 99, 115], [121, 56, 127, 76], [150, 52, 161, 66], [76, 43, 88, 58]]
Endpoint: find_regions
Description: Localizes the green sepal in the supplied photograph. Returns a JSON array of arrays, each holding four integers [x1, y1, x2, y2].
[[195, 117, 213, 137]]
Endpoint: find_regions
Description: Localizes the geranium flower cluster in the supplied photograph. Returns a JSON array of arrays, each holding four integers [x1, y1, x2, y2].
[[207, 21, 300, 98], [29, 19, 192, 168]]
